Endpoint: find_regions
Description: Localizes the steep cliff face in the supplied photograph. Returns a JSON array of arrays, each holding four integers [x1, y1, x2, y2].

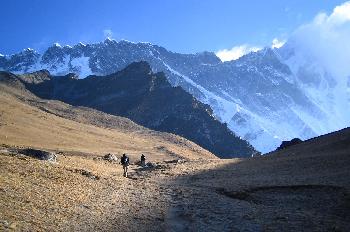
[[18, 62, 256, 158]]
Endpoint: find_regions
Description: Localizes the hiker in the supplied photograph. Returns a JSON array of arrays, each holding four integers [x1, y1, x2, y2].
[[140, 154, 146, 167], [120, 153, 130, 177]]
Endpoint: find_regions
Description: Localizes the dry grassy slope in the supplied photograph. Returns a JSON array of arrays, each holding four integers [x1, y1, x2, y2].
[[0, 127, 349, 231], [0, 73, 216, 161]]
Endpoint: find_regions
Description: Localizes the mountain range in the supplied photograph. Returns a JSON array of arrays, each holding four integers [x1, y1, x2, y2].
[[1, 38, 349, 152], [6, 62, 255, 158]]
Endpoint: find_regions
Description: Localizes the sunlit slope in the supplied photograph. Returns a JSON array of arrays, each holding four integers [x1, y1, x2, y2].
[[0, 72, 216, 160]]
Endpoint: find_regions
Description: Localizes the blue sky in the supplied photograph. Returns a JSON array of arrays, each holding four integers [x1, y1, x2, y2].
[[0, 0, 346, 54]]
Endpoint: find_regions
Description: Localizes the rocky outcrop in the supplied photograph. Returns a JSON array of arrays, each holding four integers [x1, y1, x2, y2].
[[19, 148, 57, 162], [103, 153, 118, 162], [277, 138, 303, 150]]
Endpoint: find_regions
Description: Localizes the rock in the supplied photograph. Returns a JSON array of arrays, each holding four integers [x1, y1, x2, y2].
[[164, 160, 179, 164], [19, 148, 57, 162], [70, 168, 100, 180], [146, 162, 156, 168], [80, 170, 100, 180], [8, 222, 18, 229], [134, 160, 141, 166], [164, 159, 186, 164], [251, 151, 262, 157], [0, 220, 9, 228], [277, 138, 303, 150], [103, 153, 118, 162], [177, 159, 187, 164], [81, 204, 90, 209]]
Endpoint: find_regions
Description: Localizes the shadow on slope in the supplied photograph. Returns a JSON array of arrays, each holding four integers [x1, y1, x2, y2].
[[80, 127, 350, 232], [162, 127, 350, 231]]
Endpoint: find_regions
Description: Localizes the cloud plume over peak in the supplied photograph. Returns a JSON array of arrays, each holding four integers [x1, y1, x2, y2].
[[289, 1, 350, 80], [271, 38, 286, 49], [103, 29, 114, 39], [216, 45, 261, 62]]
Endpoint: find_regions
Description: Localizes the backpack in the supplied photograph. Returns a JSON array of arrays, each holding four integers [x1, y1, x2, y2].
[[121, 156, 129, 165]]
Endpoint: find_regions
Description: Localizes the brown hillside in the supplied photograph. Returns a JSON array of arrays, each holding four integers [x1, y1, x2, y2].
[[0, 72, 216, 161]]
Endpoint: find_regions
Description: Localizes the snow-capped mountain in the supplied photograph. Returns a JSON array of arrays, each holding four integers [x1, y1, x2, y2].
[[1, 39, 348, 153], [278, 39, 350, 137]]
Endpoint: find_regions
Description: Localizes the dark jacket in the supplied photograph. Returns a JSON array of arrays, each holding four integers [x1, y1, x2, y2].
[[121, 155, 129, 165]]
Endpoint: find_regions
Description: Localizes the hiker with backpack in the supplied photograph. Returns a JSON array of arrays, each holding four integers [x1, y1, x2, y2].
[[140, 154, 146, 167], [120, 153, 130, 177]]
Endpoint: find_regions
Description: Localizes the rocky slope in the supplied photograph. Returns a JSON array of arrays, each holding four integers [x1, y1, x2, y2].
[[1, 39, 348, 153], [6, 62, 255, 158]]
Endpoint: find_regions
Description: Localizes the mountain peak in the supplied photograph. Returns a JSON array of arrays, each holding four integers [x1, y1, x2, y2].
[[103, 37, 117, 45], [21, 48, 38, 54], [31, 69, 51, 76], [77, 42, 86, 47], [53, 42, 61, 47], [119, 61, 152, 76], [24, 47, 35, 51], [63, 73, 79, 79]]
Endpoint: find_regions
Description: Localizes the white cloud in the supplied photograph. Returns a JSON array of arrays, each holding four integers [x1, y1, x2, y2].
[[271, 38, 286, 49], [290, 1, 350, 80], [103, 29, 113, 39], [216, 45, 262, 62], [327, 1, 350, 24]]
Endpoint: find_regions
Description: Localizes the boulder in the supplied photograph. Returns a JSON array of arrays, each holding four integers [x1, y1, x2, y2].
[[103, 153, 118, 162], [19, 148, 57, 162]]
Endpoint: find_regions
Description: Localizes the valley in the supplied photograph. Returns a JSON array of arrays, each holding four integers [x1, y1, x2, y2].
[[1, 69, 349, 231], [1, 1, 350, 231]]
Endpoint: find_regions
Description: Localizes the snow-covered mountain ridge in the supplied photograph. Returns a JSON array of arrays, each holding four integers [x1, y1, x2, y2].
[[1, 39, 348, 152]]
